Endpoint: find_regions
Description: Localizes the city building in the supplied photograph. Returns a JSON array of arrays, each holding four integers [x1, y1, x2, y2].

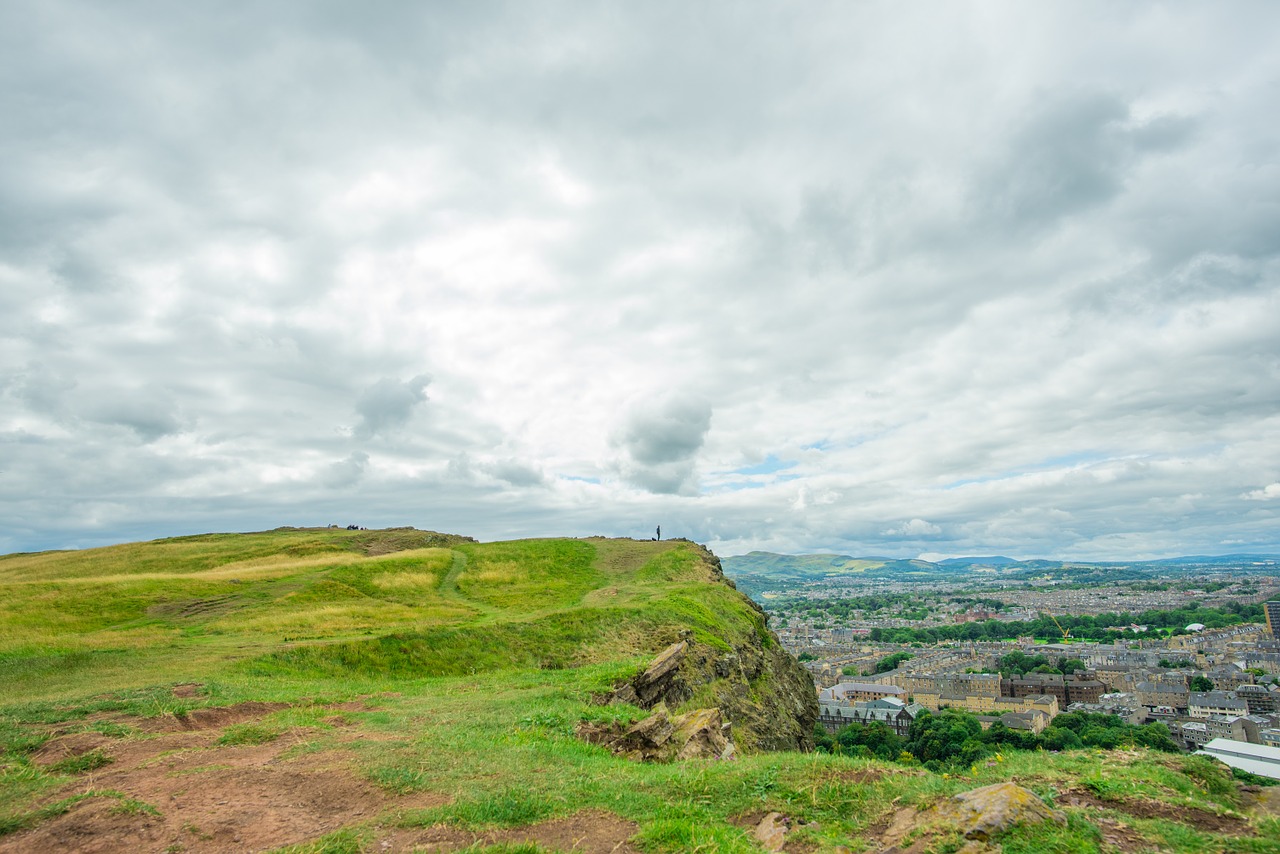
[[1235, 685, 1280, 715], [1188, 692, 1249, 720], [818, 682, 906, 704], [1002, 673, 1104, 706], [817, 696, 925, 737], [1199, 739, 1280, 780], [1266, 601, 1280, 639]]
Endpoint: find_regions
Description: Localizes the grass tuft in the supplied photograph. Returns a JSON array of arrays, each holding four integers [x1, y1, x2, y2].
[[217, 723, 284, 746], [49, 749, 113, 775]]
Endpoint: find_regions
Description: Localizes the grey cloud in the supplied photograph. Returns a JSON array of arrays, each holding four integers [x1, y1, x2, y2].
[[6, 366, 182, 442], [615, 396, 712, 495], [355, 375, 431, 438], [84, 395, 183, 442], [321, 451, 369, 488], [482, 460, 548, 488], [974, 92, 1194, 233]]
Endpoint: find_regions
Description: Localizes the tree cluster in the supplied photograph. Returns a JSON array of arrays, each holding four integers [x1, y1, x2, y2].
[[814, 709, 1180, 771], [866, 603, 1261, 645]]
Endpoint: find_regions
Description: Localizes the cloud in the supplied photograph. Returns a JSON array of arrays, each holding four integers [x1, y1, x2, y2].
[[882, 519, 942, 538], [1, 3, 1279, 560], [480, 459, 548, 488], [615, 395, 712, 495], [321, 451, 369, 488], [355, 375, 431, 438], [1243, 484, 1280, 501], [973, 92, 1196, 234]]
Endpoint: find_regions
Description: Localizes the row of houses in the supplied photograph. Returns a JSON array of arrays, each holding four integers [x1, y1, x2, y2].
[[816, 681, 1060, 737]]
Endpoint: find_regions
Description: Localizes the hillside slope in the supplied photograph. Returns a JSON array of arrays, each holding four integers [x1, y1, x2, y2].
[[1, 529, 1278, 853]]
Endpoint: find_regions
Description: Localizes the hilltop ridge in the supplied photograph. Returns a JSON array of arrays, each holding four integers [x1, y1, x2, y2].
[[1, 529, 1277, 852]]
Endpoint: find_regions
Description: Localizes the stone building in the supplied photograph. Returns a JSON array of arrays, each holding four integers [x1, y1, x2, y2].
[[817, 696, 925, 737]]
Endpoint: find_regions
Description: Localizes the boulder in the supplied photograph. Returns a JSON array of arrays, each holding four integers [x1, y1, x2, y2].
[[581, 705, 736, 763], [875, 782, 1063, 852], [753, 812, 789, 852], [943, 782, 1065, 841], [672, 707, 736, 761]]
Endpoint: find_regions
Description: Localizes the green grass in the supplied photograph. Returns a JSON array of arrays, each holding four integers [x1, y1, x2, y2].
[[48, 749, 113, 775], [217, 722, 285, 746], [1, 529, 1275, 853]]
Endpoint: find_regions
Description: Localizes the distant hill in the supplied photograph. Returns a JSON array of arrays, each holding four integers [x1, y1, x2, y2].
[[937, 555, 1019, 567], [721, 550, 1280, 595]]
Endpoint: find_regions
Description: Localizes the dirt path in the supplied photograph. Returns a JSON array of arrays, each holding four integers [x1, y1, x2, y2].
[[1, 703, 445, 854]]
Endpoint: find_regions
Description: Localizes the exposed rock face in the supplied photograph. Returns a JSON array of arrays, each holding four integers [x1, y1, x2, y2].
[[606, 547, 819, 754], [579, 705, 736, 762]]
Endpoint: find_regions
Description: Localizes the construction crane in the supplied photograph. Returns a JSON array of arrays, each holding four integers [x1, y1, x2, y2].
[[1040, 611, 1072, 641]]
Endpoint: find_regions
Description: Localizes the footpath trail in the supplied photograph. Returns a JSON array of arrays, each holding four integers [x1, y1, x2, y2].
[[437, 551, 501, 621]]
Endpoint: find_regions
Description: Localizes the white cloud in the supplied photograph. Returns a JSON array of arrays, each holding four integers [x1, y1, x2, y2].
[[1244, 484, 1280, 501], [882, 519, 943, 538]]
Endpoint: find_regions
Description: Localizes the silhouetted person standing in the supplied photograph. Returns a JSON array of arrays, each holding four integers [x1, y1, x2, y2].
[[656, 526, 661, 541]]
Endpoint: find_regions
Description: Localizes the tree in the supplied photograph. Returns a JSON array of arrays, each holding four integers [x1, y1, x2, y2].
[[836, 721, 903, 761], [1041, 726, 1083, 751], [1189, 675, 1214, 693], [812, 722, 834, 753], [1135, 723, 1180, 753], [907, 709, 982, 765], [874, 652, 914, 674]]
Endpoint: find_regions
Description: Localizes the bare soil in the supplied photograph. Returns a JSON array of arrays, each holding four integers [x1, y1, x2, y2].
[[1093, 817, 1156, 852], [1060, 788, 1253, 836], [833, 768, 890, 785], [1249, 785, 1280, 817], [133, 701, 292, 733], [369, 808, 642, 853], [2, 705, 447, 854]]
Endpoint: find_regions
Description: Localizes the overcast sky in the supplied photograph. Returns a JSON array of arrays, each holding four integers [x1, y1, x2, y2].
[[3, 1, 1279, 561]]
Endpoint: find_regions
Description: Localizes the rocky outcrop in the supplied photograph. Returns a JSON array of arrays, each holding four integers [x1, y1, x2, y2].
[[603, 547, 819, 754], [578, 704, 736, 762]]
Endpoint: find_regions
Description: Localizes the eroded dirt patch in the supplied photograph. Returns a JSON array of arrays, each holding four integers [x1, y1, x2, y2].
[[834, 768, 893, 786], [1061, 788, 1253, 836], [3, 707, 447, 853], [1094, 817, 1155, 852], [31, 732, 115, 768], [372, 809, 642, 853], [136, 701, 290, 733], [1250, 785, 1280, 817]]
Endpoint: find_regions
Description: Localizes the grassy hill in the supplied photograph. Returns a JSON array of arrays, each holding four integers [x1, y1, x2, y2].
[[1, 529, 1277, 853], [720, 552, 958, 598]]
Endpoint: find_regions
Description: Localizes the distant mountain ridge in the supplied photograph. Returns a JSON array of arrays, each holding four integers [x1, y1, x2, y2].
[[720, 550, 1280, 597]]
